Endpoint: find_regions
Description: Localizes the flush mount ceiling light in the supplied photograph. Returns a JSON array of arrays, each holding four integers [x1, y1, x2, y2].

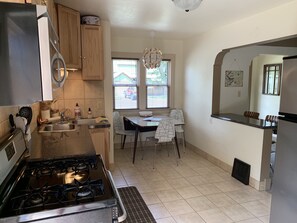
[[172, 0, 203, 12], [142, 31, 162, 69]]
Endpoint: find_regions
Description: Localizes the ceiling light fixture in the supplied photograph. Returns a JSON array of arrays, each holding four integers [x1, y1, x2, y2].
[[142, 31, 162, 69], [172, 0, 203, 12]]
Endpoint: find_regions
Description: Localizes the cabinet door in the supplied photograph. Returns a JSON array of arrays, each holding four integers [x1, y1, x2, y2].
[[81, 25, 104, 80], [0, 0, 25, 3], [45, 0, 58, 34], [89, 128, 110, 169], [57, 4, 81, 69]]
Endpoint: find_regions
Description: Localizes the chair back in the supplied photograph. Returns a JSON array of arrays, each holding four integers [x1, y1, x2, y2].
[[170, 109, 184, 123], [265, 115, 278, 123], [113, 111, 124, 132], [244, 111, 260, 119], [155, 119, 175, 143]]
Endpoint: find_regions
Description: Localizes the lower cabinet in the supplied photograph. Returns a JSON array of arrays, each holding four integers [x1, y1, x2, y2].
[[89, 128, 110, 169]]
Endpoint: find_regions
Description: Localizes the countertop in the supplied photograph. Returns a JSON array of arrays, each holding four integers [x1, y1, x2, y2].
[[211, 113, 277, 129], [27, 125, 95, 161]]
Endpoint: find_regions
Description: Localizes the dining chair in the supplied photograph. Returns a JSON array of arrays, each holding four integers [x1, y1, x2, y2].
[[113, 111, 135, 150], [265, 115, 278, 174], [169, 109, 186, 152], [243, 111, 260, 119], [145, 119, 178, 169]]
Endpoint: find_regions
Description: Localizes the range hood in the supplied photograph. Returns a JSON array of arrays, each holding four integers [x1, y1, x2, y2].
[[0, 3, 66, 106]]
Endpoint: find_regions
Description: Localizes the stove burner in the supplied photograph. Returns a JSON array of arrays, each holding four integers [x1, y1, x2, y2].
[[29, 194, 43, 205], [77, 188, 93, 198], [73, 162, 88, 172]]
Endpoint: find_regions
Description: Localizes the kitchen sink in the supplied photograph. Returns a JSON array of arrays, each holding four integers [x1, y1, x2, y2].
[[39, 122, 78, 133]]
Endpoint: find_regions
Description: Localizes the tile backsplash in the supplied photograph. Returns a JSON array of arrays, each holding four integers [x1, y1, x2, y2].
[[51, 70, 105, 119], [0, 71, 104, 138]]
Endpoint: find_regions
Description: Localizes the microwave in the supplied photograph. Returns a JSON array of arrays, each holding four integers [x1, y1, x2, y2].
[[0, 2, 66, 106]]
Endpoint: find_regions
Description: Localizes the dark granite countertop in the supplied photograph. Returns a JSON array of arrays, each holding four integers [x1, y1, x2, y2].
[[27, 125, 95, 161], [211, 113, 277, 129]]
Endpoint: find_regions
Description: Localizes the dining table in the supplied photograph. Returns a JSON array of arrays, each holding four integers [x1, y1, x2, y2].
[[125, 116, 184, 164]]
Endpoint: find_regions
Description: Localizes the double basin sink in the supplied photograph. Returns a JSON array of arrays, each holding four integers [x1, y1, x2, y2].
[[39, 122, 78, 133], [38, 118, 105, 133]]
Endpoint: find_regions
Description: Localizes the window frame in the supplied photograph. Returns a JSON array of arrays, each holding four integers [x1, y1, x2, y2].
[[112, 52, 175, 111], [262, 63, 282, 96]]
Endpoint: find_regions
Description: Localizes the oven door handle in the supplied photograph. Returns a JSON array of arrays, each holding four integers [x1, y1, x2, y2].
[[106, 171, 127, 222]]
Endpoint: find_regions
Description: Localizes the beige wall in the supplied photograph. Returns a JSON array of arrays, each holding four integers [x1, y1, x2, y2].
[[183, 0, 297, 183]]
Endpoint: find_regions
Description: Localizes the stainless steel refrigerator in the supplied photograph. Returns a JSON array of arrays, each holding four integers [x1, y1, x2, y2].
[[270, 55, 297, 223]]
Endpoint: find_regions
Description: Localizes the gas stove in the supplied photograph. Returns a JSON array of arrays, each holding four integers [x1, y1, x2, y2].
[[0, 129, 126, 223]]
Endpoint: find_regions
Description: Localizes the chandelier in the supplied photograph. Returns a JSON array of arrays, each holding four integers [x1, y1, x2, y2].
[[142, 32, 162, 69], [172, 0, 203, 12]]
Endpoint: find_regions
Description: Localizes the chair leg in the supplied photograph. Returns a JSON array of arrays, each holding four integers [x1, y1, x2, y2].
[[122, 135, 127, 149], [153, 143, 158, 169], [172, 141, 179, 166]]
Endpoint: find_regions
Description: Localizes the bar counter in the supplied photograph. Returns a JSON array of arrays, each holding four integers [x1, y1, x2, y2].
[[211, 113, 277, 129]]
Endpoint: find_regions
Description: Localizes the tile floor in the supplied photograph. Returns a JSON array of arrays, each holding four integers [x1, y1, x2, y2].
[[112, 145, 271, 223]]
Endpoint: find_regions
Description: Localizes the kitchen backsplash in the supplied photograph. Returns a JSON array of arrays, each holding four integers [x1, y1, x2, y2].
[[0, 102, 40, 139], [0, 70, 104, 138], [51, 70, 105, 119]]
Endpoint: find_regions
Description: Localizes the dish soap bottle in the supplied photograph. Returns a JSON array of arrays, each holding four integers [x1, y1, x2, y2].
[[74, 103, 81, 120], [87, 108, 93, 119]]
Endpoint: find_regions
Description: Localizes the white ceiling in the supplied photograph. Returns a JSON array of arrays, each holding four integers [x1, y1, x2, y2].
[[55, 0, 295, 40]]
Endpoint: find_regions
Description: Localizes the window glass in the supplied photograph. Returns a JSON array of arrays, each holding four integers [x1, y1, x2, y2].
[[146, 61, 169, 108], [263, 64, 281, 95], [113, 59, 138, 109]]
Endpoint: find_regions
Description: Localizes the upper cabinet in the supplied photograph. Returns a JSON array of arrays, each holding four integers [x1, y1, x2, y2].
[[57, 4, 81, 69], [0, 0, 25, 3], [81, 25, 104, 80]]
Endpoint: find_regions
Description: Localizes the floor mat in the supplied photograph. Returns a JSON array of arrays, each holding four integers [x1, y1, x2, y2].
[[118, 186, 156, 223]]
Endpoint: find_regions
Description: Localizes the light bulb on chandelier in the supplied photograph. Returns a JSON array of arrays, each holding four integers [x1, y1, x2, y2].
[[142, 31, 163, 69]]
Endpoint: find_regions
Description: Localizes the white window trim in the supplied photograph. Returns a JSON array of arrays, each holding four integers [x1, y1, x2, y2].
[[112, 52, 175, 112]]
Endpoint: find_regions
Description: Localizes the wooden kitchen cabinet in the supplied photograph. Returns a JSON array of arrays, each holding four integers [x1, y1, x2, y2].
[[57, 4, 81, 69], [0, 0, 25, 3], [81, 25, 104, 80], [89, 128, 110, 169]]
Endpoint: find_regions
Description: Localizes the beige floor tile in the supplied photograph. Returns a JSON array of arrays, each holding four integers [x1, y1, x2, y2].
[[167, 177, 192, 189], [155, 189, 183, 203], [156, 217, 177, 223], [148, 203, 171, 219], [258, 215, 270, 223], [130, 182, 153, 193], [148, 179, 173, 192], [186, 175, 208, 186], [163, 200, 195, 216], [198, 208, 233, 223], [241, 201, 270, 217], [196, 184, 222, 195], [142, 171, 166, 182], [174, 166, 199, 177], [214, 181, 244, 192], [174, 212, 206, 223], [186, 196, 216, 212], [124, 174, 147, 184], [176, 186, 202, 199], [221, 204, 254, 221], [202, 174, 225, 183], [206, 193, 237, 208], [235, 218, 263, 223], [194, 167, 214, 176], [141, 192, 161, 205], [112, 175, 127, 187]]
